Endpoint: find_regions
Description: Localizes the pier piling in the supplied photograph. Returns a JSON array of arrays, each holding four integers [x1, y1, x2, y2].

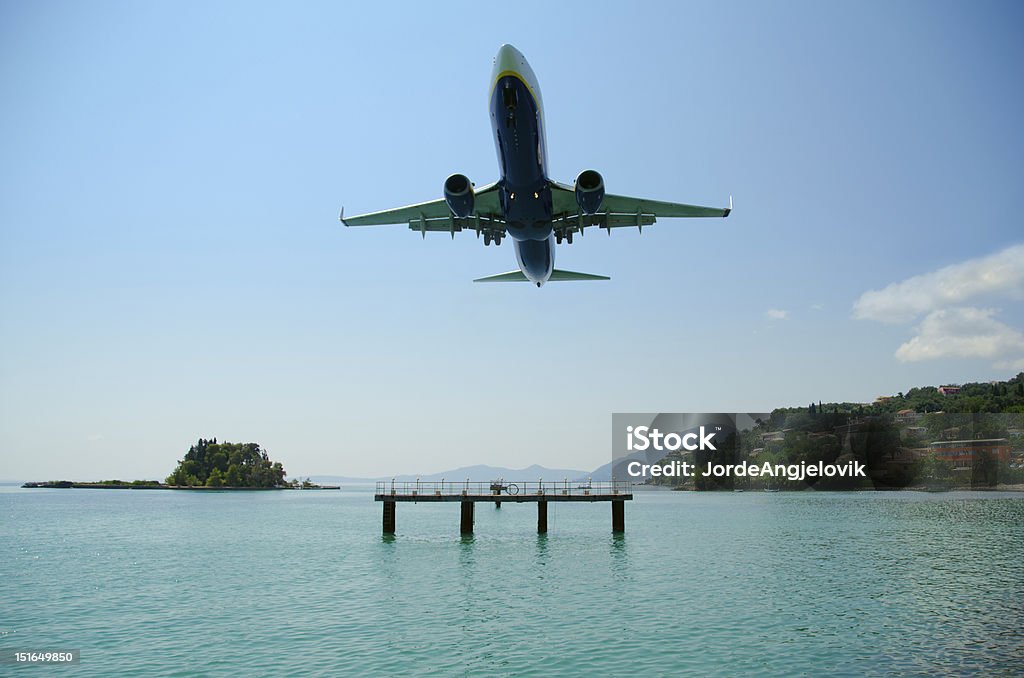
[[383, 500, 396, 534], [460, 501, 475, 534], [612, 500, 624, 532], [537, 500, 548, 533]]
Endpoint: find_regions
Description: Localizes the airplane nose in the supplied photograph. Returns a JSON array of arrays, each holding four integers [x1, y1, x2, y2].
[[496, 44, 519, 61]]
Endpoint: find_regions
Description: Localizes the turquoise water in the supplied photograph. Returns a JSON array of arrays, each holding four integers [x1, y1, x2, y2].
[[2, 487, 1022, 676]]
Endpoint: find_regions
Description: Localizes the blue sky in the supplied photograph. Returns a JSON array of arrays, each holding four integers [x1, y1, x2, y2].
[[1, 1, 1022, 480]]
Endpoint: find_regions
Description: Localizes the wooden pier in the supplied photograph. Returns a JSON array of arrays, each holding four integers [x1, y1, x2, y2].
[[374, 480, 632, 534]]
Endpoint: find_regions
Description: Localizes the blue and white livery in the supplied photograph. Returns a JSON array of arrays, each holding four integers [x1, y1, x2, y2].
[[341, 44, 731, 287]]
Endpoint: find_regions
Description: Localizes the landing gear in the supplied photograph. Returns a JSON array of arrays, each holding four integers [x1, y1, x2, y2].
[[567, 232, 573, 244], [503, 83, 517, 128], [484, 234, 491, 246]]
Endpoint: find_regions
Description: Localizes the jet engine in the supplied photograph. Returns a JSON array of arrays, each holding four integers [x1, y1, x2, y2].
[[574, 169, 605, 214], [444, 173, 475, 218]]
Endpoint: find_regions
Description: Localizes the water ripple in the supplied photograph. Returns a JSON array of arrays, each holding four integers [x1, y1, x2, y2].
[[1, 488, 1022, 675]]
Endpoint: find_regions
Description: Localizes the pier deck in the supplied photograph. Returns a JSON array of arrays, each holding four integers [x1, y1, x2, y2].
[[374, 481, 632, 534]]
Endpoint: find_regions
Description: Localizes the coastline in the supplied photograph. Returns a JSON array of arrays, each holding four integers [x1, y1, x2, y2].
[[20, 481, 340, 491], [666, 483, 1024, 492]]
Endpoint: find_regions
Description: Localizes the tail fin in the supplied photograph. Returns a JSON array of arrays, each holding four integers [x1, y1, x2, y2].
[[473, 269, 610, 283]]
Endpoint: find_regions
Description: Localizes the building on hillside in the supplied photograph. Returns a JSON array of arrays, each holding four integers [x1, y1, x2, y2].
[[902, 426, 929, 440], [937, 385, 961, 396], [928, 439, 1011, 469], [895, 409, 920, 425]]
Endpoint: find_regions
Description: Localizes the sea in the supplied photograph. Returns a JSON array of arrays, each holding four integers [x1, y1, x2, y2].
[[2, 486, 1022, 676]]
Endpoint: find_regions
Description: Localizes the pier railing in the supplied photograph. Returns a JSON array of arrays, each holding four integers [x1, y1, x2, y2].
[[374, 479, 631, 498]]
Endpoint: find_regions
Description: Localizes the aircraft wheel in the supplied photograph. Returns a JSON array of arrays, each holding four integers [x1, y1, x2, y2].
[[567, 233, 574, 244], [484, 234, 491, 246]]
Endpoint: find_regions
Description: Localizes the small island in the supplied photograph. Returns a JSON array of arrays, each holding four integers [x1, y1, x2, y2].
[[22, 438, 338, 490]]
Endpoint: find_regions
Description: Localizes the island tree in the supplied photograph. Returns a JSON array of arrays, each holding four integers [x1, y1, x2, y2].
[[166, 438, 286, 488]]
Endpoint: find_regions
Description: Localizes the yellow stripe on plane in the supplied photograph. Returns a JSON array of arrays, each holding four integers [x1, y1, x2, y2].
[[490, 70, 542, 111]]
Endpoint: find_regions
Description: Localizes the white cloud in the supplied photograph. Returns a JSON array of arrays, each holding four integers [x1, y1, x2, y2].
[[852, 243, 1024, 323], [766, 309, 789, 320], [895, 307, 1024, 363], [853, 243, 1024, 367]]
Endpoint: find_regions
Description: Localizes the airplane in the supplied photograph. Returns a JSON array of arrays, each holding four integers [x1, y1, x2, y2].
[[340, 44, 731, 287]]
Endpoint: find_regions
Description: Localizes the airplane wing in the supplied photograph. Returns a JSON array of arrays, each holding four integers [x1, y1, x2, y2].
[[548, 180, 730, 238], [340, 182, 506, 239]]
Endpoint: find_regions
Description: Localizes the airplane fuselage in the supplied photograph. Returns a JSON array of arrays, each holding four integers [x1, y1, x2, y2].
[[340, 44, 731, 284], [490, 45, 555, 285]]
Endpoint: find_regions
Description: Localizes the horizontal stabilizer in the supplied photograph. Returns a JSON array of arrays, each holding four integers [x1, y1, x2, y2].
[[473, 270, 529, 282], [473, 269, 610, 283], [549, 269, 610, 281]]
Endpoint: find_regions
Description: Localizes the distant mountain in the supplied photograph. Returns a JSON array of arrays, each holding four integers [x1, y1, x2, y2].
[[587, 458, 621, 482], [309, 463, 592, 485], [587, 450, 668, 482]]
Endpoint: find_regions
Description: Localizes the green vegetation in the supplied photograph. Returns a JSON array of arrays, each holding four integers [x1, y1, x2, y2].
[[778, 373, 1024, 417], [650, 374, 1024, 491], [25, 438, 340, 490], [287, 477, 318, 489], [166, 438, 286, 488], [22, 480, 163, 489]]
